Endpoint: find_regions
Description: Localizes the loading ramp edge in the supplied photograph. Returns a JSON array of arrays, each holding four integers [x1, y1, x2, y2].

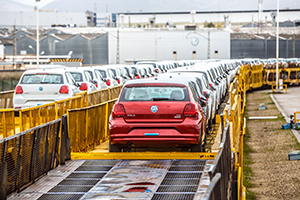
[[71, 152, 217, 160]]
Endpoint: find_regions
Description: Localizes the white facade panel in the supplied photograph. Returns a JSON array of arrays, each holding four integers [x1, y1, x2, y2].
[[108, 29, 230, 64]]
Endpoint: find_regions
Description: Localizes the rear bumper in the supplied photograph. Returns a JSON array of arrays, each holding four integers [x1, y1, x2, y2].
[[109, 119, 202, 147]]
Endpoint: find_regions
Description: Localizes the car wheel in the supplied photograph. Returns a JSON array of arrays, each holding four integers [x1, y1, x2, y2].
[[191, 127, 203, 152], [109, 140, 121, 152], [191, 141, 202, 152]]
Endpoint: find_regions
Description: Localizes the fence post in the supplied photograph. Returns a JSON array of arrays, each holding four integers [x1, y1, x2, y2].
[[43, 125, 50, 173], [55, 102, 58, 120], [3, 111, 7, 138], [19, 110, 23, 132], [15, 135, 22, 192], [51, 120, 61, 169], [60, 116, 66, 165], [30, 129, 37, 183], [105, 102, 109, 138], [0, 141, 7, 200]]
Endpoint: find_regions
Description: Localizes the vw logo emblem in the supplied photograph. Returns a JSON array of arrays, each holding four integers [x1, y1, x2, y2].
[[39, 87, 43, 91], [150, 105, 158, 113]]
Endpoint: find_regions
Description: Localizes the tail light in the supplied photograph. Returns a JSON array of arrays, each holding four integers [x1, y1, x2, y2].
[[15, 86, 23, 94], [203, 91, 208, 101], [136, 74, 140, 79], [59, 85, 69, 94], [106, 79, 111, 86], [95, 83, 98, 88], [130, 77, 132, 80], [80, 83, 88, 91], [183, 103, 198, 119], [155, 68, 159, 73], [209, 83, 213, 90], [112, 103, 126, 118], [117, 79, 120, 84]]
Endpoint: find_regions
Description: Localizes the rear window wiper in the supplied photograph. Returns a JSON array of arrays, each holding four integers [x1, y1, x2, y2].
[[40, 81, 49, 84], [151, 97, 172, 101]]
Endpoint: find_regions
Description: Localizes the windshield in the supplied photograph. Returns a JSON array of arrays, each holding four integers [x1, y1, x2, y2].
[[86, 70, 94, 79], [120, 86, 189, 101], [97, 69, 107, 78], [70, 72, 83, 82], [21, 74, 63, 84], [109, 68, 117, 76]]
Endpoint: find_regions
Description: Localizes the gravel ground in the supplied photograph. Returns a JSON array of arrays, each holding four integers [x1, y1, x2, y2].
[[245, 91, 300, 200]]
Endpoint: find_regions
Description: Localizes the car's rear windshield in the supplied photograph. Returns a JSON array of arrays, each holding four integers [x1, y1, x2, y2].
[[70, 72, 83, 82], [97, 69, 107, 78], [21, 74, 63, 84], [120, 86, 189, 101]]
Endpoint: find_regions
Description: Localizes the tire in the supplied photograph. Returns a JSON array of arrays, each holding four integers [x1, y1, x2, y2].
[[191, 126, 203, 152], [191, 142, 202, 152], [109, 140, 121, 152]]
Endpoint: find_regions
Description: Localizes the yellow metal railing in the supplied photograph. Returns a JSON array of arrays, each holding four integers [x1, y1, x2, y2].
[[1, 85, 123, 137], [67, 99, 117, 152], [294, 112, 300, 124], [0, 90, 14, 109], [0, 108, 15, 138]]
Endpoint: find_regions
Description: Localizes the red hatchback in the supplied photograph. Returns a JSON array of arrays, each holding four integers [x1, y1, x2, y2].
[[109, 79, 206, 152]]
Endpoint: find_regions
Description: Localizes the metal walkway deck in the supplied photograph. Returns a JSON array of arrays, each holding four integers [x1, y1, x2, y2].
[[8, 159, 214, 200]]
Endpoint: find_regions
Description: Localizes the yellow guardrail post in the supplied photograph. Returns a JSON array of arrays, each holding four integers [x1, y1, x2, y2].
[[2, 110, 7, 138], [105, 102, 109, 139]]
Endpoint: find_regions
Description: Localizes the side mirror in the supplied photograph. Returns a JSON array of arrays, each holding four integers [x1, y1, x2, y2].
[[76, 83, 80, 87], [204, 92, 210, 99], [211, 85, 216, 91]]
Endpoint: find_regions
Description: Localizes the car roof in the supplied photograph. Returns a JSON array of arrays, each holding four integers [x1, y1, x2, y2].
[[22, 68, 68, 74], [123, 77, 190, 87]]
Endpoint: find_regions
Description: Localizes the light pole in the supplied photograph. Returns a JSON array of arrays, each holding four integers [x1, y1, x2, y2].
[[276, 0, 279, 89], [36, 0, 40, 68]]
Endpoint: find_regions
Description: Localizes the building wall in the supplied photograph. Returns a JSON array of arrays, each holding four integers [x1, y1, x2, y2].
[[231, 39, 300, 59], [108, 29, 230, 64]]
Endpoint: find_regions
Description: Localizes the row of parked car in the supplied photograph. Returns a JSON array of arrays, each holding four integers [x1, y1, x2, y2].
[[13, 59, 241, 151], [108, 60, 241, 152], [13, 60, 202, 110]]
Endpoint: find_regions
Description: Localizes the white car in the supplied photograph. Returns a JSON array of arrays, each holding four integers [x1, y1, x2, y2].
[[83, 67, 108, 90], [107, 65, 130, 84], [13, 68, 81, 110], [93, 66, 119, 87], [136, 61, 164, 74], [68, 67, 97, 93]]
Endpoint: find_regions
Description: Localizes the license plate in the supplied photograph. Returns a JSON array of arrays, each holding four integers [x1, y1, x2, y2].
[[144, 133, 159, 136]]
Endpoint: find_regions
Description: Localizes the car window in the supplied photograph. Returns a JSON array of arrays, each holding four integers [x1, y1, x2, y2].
[[21, 74, 63, 84], [124, 67, 130, 76], [195, 79, 204, 94], [200, 75, 209, 89], [65, 72, 76, 85], [95, 70, 104, 81], [70, 72, 83, 82], [97, 69, 107, 78], [86, 70, 94, 79], [188, 82, 201, 104], [84, 71, 92, 82], [109, 68, 117, 76], [120, 86, 189, 101]]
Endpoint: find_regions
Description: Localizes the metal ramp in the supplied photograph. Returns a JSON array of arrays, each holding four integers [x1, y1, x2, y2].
[[10, 159, 213, 200]]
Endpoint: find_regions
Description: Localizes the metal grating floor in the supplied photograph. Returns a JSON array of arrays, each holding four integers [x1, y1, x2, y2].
[[11, 159, 208, 200], [151, 193, 195, 200], [37, 194, 84, 200]]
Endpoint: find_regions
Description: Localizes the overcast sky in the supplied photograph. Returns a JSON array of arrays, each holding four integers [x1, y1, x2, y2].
[[2, 0, 299, 12]]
